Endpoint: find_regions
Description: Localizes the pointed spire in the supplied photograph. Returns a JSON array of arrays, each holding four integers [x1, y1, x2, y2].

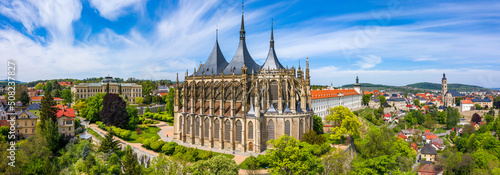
[[240, 1, 246, 40], [356, 74, 359, 84], [216, 27, 218, 41], [270, 18, 274, 48]]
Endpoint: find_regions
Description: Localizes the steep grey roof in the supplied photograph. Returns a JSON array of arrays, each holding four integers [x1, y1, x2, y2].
[[283, 104, 292, 113], [472, 98, 492, 102], [261, 24, 284, 70], [223, 39, 260, 74], [223, 12, 260, 75], [101, 76, 117, 83], [247, 105, 256, 116], [261, 47, 283, 70], [196, 39, 228, 76]]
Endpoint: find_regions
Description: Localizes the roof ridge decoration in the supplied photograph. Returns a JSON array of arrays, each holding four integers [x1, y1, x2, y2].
[[261, 19, 284, 70], [196, 29, 229, 76], [223, 2, 260, 75]]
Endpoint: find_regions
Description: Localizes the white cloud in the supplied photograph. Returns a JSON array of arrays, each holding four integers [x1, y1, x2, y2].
[[355, 55, 382, 69], [88, 0, 146, 20], [413, 56, 438, 61]]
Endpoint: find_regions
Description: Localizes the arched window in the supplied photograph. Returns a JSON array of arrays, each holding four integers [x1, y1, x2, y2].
[[225, 120, 231, 142], [195, 117, 200, 137], [204, 118, 209, 139], [235, 120, 242, 143], [299, 119, 304, 140], [248, 121, 253, 139], [214, 119, 220, 139], [285, 120, 290, 136], [187, 117, 191, 134], [180, 117, 183, 132], [268, 120, 274, 141]]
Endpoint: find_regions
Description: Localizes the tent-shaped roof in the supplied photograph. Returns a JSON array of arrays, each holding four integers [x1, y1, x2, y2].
[[196, 33, 228, 76]]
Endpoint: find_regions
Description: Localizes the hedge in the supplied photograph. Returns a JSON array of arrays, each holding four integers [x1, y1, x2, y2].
[[96, 121, 132, 140], [142, 112, 174, 123]]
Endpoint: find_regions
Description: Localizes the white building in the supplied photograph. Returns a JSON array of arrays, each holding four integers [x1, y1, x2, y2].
[[311, 88, 362, 119], [460, 99, 474, 112]]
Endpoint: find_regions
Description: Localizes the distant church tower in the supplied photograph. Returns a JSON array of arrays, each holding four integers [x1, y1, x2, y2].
[[354, 75, 361, 94], [441, 73, 448, 106]]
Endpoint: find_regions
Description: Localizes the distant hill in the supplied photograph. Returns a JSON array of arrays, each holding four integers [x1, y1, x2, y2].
[[406, 82, 491, 91], [341, 83, 399, 92]]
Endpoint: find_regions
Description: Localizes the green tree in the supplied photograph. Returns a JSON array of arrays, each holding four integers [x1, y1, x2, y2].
[[100, 93, 128, 128], [119, 84, 122, 95], [423, 113, 436, 129], [135, 97, 144, 104], [123, 145, 143, 175], [475, 104, 483, 110], [301, 130, 326, 145], [73, 100, 86, 113], [61, 88, 73, 105], [323, 151, 349, 175], [84, 154, 96, 172], [376, 95, 386, 105], [80, 93, 105, 122], [438, 110, 447, 124], [40, 91, 58, 129], [106, 82, 110, 93], [325, 106, 361, 141], [414, 99, 421, 107], [44, 81, 53, 93], [127, 105, 140, 128], [81, 143, 90, 160], [446, 107, 460, 129], [52, 80, 61, 91], [313, 115, 324, 134], [145, 106, 151, 113], [266, 135, 324, 175], [149, 153, 187, 174], [99, 132, 121, 153], [455, 97, 463, 106], [164, 87, 175, 116], [19, 90, 29, 106], [189, 155, 239, 175], [35, 83, 44, 90], [362, 94, 372, 106], [52, 89, 61, 98]]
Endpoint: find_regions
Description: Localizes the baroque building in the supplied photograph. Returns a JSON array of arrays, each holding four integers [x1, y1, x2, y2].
[[72, 76, 142, 104], [173, 8, 313, 153]]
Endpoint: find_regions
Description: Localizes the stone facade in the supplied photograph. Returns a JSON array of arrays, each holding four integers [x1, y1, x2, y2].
[[173, 10, 313, 153], [71, 76, 142, 104]]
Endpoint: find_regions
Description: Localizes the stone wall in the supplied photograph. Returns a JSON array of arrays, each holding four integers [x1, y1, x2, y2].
[[137, 105, 165, 115]]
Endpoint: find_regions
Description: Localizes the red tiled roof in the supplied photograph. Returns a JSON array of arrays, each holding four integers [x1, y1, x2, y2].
[[311, 89, 360, 100], [364, 91, 373, 95], [0, 120, 9, 127], [31, 96, 43, 101], [426, 135, 438, 140], [56, 108, 76, 118], [384, 113, 391, 117], [159, 92, 169, 96], [398, 134, 407, 140], [425, 129, 430, 133], [461, 100, 473, 104], [418, 164, 443, 174]]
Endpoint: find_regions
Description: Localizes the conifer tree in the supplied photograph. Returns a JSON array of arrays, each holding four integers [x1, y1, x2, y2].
[[40, 91, 58, 129], [123, 145, 142, 175], [119, 84, 122, 95], [81, 143, 90, 160], [106, 82, 110, 93], [99, 132, 121, 153]]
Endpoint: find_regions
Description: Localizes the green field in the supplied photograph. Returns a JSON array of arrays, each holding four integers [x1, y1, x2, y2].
[[126, 126, 161, 143]]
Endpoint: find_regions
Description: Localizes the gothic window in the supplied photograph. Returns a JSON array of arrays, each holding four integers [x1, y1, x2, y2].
[[225, 120, 231, 142], [214, 119, 220, 139], [248, 121, 253, 139], [180, 117, 183, 131], [187, 117, 191, 134], [235, 120, 242, 143], [196, 117, 200, 137], [285, 120, 290, 136], [299, 119, 304, 140], [204, 118, 209, 139], [268, 120, 274, 141]]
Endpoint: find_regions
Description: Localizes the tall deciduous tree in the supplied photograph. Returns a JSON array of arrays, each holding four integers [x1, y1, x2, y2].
[[446, 107, 460, 129], [266, 135, 324, 174], [376, 95, 386, 105], [149, 153, 187, 174], [325, 106, 361, 141], [44, 81, 53, 93], [164, 87, 175, 116], [471, 113, 482, 124], [135, 97, 144, 105], [118, 84, 122, 95], [19, 90, 29, 106], [80, 93, 105, 122], [123, 145, 142, 175], [323, 151, 349, 175], [189, 154, 239, 175], [313, 115, 324, 134], [61, 89, 73, 105], [362, 94, 372, 106], [127, 105, 140, 128], [100, 93, 128, 128]]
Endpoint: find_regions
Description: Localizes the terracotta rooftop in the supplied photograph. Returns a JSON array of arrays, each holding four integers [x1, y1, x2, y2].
[[311, 89, 360, 100]]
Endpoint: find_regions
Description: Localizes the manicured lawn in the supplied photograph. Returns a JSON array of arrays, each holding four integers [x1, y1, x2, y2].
[[212, 152, 235, 159], [126, 126, 161, 143], [433, 128, 447, 134]]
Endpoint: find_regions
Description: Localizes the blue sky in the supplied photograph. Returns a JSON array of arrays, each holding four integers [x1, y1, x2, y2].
[[1, 0, 499, 88]]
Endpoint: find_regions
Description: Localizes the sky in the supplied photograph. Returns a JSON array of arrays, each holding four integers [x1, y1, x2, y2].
[[0, 0, 499, 88]]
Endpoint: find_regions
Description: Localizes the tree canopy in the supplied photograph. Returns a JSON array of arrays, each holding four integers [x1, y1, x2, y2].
[[80, 93, 105, 122], [100, 93, 128, 128], [325, 106, 361, 141]]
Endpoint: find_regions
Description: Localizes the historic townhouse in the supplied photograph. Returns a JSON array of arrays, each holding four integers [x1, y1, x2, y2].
[[72, 76, 142, 104]]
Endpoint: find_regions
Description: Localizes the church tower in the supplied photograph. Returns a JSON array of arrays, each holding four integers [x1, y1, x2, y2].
[[353, 75, 361, 94], [442, 73, 448, 106]]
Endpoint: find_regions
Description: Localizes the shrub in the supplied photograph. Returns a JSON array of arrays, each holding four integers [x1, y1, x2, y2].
[[240, 156, 261, 170], [150, 140, 165, 152], [136, 127, 142, 135], [161, 142, 178, 155], [197, 150, 213, 161]]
